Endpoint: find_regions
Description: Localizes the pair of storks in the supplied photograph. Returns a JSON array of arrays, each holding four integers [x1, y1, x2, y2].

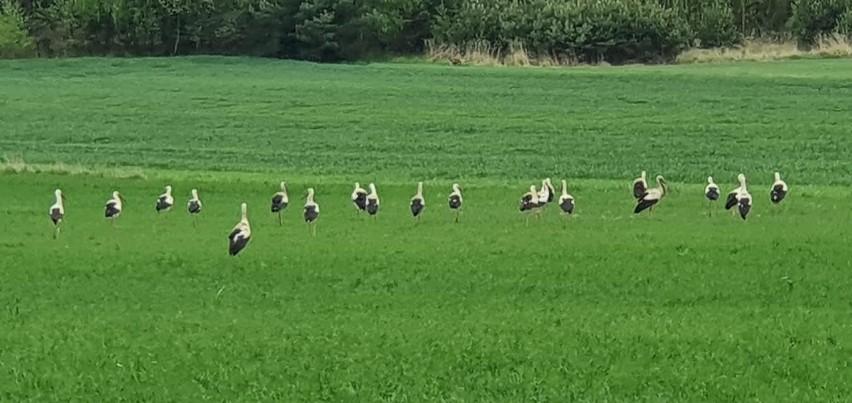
[[230, 183, 319, 256]]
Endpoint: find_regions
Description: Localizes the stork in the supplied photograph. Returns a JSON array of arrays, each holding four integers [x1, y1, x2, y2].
[[448, 183, 463, 223], [770, 172, 788, 205], [304, 187, 320, 236], [187, 189, 202, 227], [519, 185, 541, 225], [366, 183, 380, 218], [49, 189, 66, 239], [633, 175, 667, 216], [410, 182, 425, 221], [271, 181, 289, 226], [725, 174, 746, 216], [537, 179, 551, 210], [155, 185, 174, 214], [704, 176, 720, 216], [558, 180, 575, 216], [351, 182, 367, 214], [736, 182, 753, 221], [633, 171, 648, 200], [104, 191, 126, 228], [227, 203, 251, 256]]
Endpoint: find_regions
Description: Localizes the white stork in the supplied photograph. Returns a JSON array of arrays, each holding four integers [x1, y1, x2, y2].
[[558, 180, 575, 216], [537, 179, 551, 210], [271, 181, 289, 226], [155, 185, 174, 214], [633, 171, 648, 200], [351, 182, 367, 214], [104, 191, 126, 228], [304, 187, 320, 236], [228, 202, 251, 256], [704, 176, 720, 216], [49, 189, 66, 239], [633, 175, 667, 216], [519, 185, 541, 225], [410, 182, 425, 221], [187, 189, 202, 227], [770, 172, 788, 205], [736, 182, 753, 221], [725, 174, 746, 216], [366, 183, 380, 218], [448, 183, 463, 223]]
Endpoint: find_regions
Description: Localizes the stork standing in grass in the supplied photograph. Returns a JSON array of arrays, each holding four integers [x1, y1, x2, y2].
[[558, 180, 575, 216], [633, 171, 648, 200], [725, 174, 747, 216], [104, 191, 126, 228], [519, 185, 541, 225], [155, 185, 174, 214], [228, 202, 251, 256], [633, 175, 667, 216], [770, 172, 788, 205], [366, 183, 380, 218], [49, 189, 66, 239], [304, 188, 320, 236], [537, 179, 551, 210], [187, 189, 202, 227], [736, 180, 753, 221], [410, 182, 425, 221], [351, 182, 367, 214], [271, 181, 289, 226], [448, 183, 463, 223], [704, 176, 720, 216]]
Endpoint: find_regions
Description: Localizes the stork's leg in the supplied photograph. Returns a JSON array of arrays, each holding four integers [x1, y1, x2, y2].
[[193, 215, 198, 229], [454, 210, 460, 223], [311, 222, 317, 236], [278, 212, 282, 227], [54, 225, 60, 239]]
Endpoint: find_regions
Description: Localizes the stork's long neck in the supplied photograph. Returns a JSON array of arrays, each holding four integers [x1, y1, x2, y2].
[[416, 183, 423, 197], [561, 181, 568, 197], [55, 193, 63, 206], [658, 179, 667, 196]]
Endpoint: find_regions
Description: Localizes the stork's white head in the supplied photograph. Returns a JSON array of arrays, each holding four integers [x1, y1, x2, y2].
[[354, 182, 361, 189], [240, 202, 247, 218], [656, 175, 666, 184], [165, 185, 172, 194], [737, 173, 746, 183], [280, 181, 286, 191], [191, 188, 198, 198], [55, 189, 65, 203], [452, 183, 462, 193], [707, 176, 714, 184], [641, 171, 647, 179], [774, 172, 781, 181], [561, 180, 568, 192], [369, 183, 377, 193], [307, 188, 315, 197]]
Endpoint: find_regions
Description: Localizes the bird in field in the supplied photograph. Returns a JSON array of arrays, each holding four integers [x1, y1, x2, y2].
[[366, 183, 380, 218], [633, 170, 648, 200], [304, 187, 320, 235], [519, 185, 541, 225], [736, 184, 753, 221], [155, 185, 174, 214], [448, 183, 463, 223], [104, 191, 126, 228], [410, 182, 425, 221], [271, 181, 289, 226], [725, 174, 747, 216], [704, 176, 720, 216], [228, 202, 251, 256], [49, 189, 66, 239], [187, 189, 202, 227], [558, 180, 575, 216], [537, 179, 552, 210], [351, 182, 367, 214], [770, 172, 788, 205], [633, 175, 667, 216]]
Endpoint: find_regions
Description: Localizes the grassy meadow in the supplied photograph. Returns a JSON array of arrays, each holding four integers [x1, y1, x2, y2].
[[2, 57, 852, 401]]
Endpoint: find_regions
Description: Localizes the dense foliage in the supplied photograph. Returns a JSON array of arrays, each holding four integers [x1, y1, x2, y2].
[[1, 0, 851, 63]]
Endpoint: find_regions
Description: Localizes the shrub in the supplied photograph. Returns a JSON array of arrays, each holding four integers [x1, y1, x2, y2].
[[0, 0, 34, 58], [690, 1, 740, 48], [789, 0, 851, 47]]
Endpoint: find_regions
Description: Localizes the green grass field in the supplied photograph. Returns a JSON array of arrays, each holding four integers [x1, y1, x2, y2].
[[2, 57, 852, 401]]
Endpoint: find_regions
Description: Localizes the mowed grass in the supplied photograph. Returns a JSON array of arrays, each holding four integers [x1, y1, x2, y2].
[[2, 57, 852, 401]]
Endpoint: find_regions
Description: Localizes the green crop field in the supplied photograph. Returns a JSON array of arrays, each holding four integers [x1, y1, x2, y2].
[[2, 57, 852, 401]]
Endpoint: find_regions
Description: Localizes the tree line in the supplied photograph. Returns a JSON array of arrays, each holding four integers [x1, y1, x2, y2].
[[1, 0, 851, 63]]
